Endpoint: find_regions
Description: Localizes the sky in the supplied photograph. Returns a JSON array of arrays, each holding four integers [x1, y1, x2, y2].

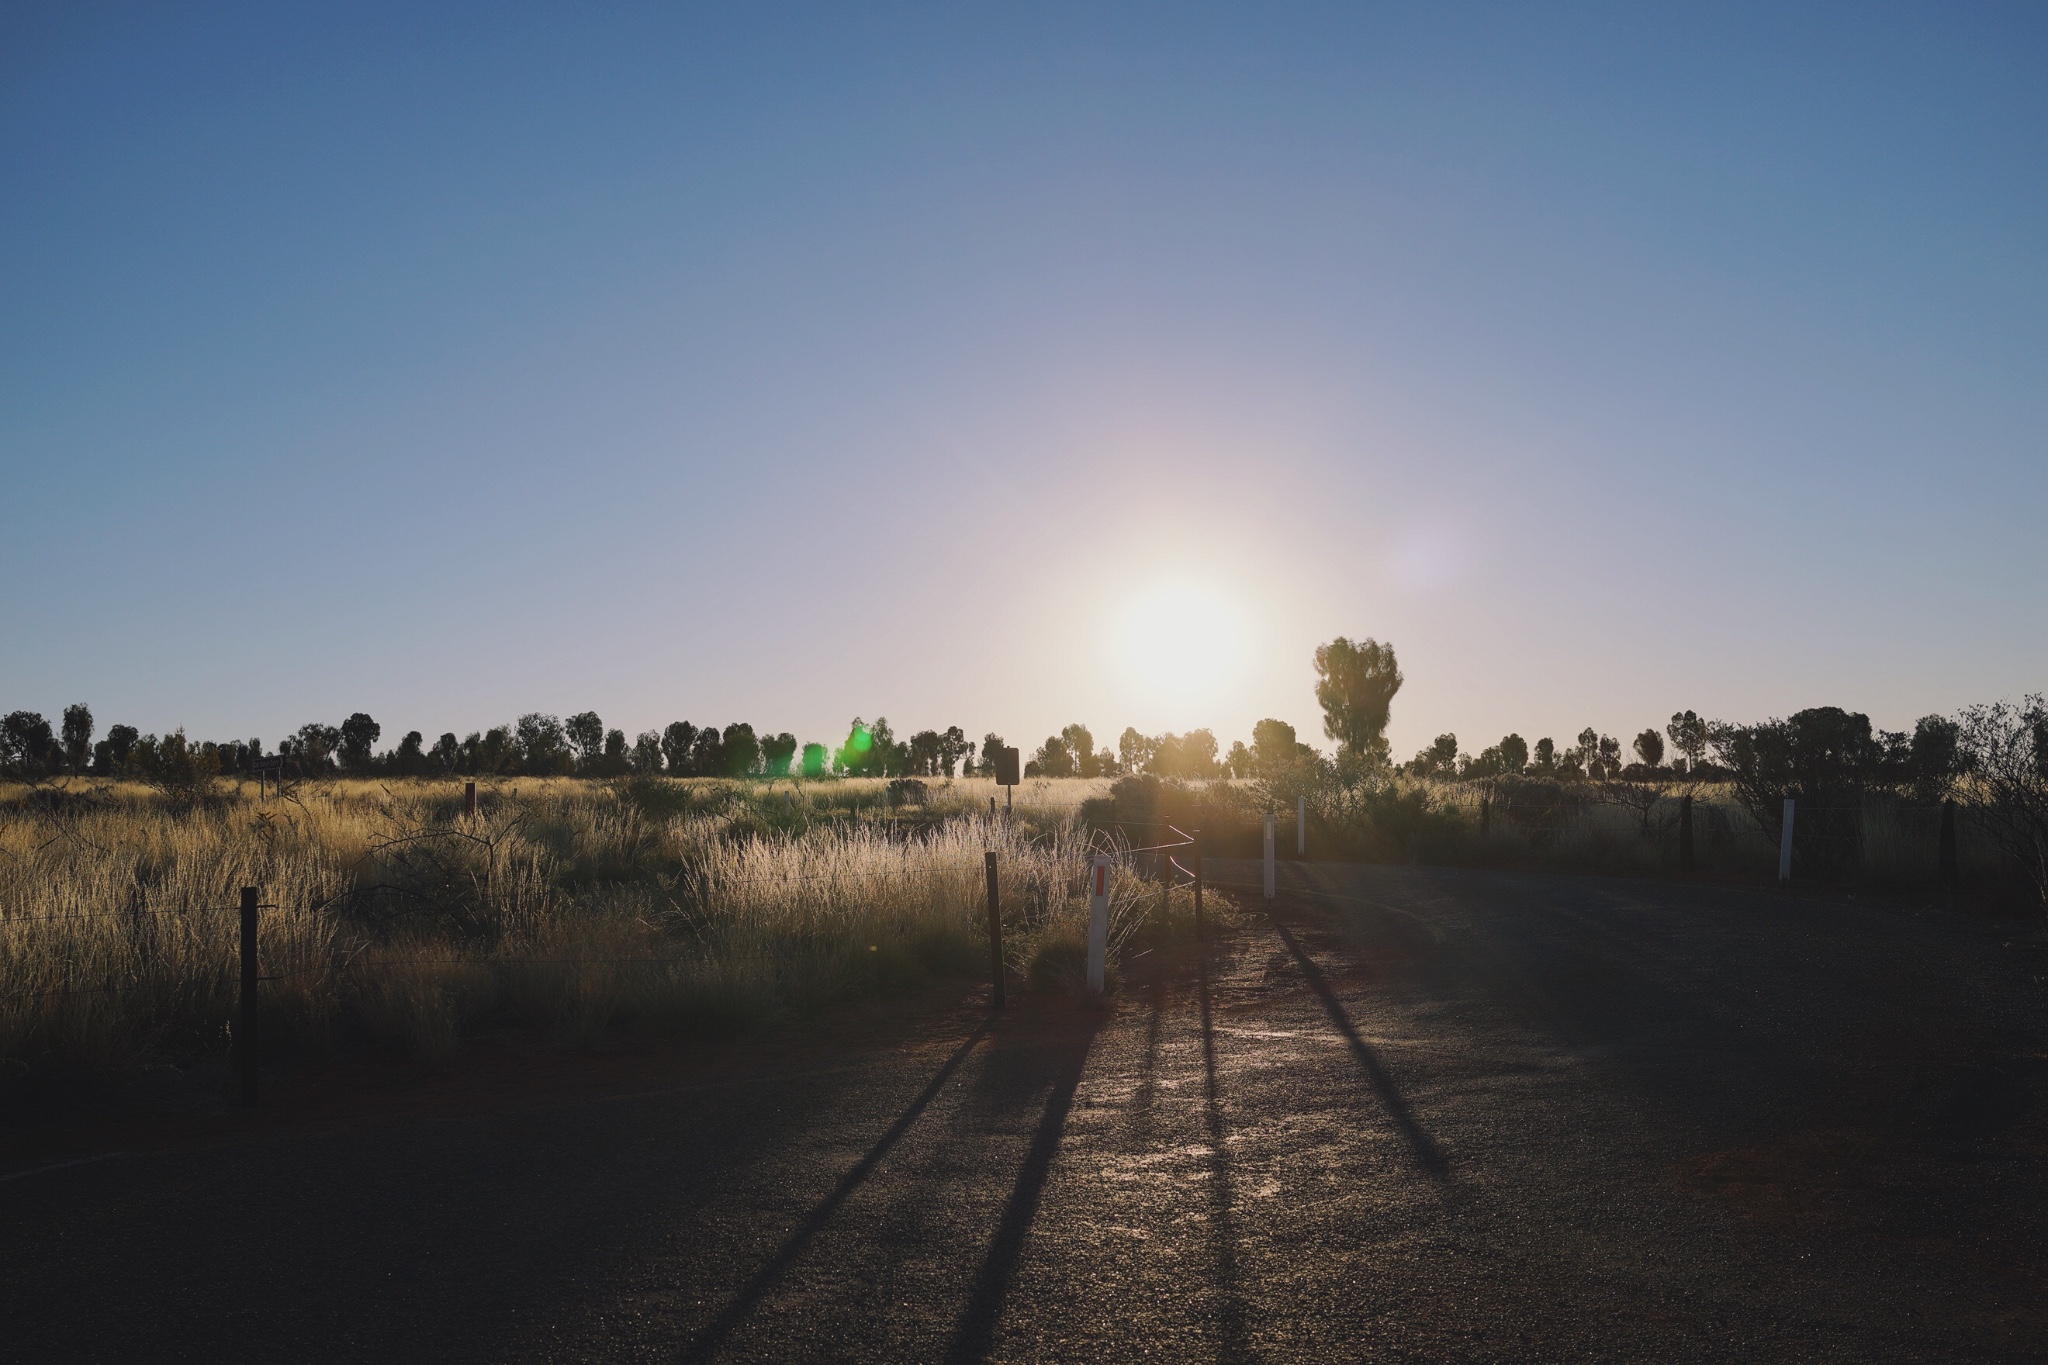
[[3, 2, 2044, 762]]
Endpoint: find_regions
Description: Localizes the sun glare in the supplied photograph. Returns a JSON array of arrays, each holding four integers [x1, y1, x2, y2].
[[1105, 577, 1252, 715]]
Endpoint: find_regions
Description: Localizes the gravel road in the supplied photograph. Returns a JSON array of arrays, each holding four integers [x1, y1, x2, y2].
[[4, 861, 2044, 1362]]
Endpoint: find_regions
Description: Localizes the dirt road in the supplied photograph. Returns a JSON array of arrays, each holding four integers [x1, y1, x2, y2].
[[4, 862, 2044, 1362]]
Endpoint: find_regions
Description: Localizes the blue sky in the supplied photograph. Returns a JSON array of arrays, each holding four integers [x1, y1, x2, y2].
[[3, 2, 2043, 760]]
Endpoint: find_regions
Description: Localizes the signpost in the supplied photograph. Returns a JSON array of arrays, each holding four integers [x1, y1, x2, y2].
[[995, 745, 1020, 817], [1088, 853, 1110, 994]]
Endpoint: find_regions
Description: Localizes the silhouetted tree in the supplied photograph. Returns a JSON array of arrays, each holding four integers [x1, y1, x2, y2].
[[61, 704, 93, 773], [603, 728, 629, 773], [1532, 737, 1557, 773], [1633, 729, 1665, 768], [1224, 740, 1254, 779], [979, 732, 1007, 778], [630, 731, 664, 774], [1498, 734, 1529, 774], [761, 732, 798, 777], [0, 712, 58, 781], [801, 742, 828, 778], [339, 713, 381, 773], [1908, 715, 1961, 802], [1060, 724, 1098, 778], [908, 730, 944, 776], [565, 712, 605, 768], [1956, 696, 2048, 909], [516, 714, 569, 774], [1666, 711, 1708, 769], [1118, 727, 1154, 775], [722, 723, 760, 777], [688, 726, 725, 777], [294, 722, 342, 773], [1031, 736, 1075, 778], [662, 722, 699, 775], [431, 733, 460, 771], [394, 731, 425, 774], [937, 726, 969, 777], [1313, 637, 1402, 763]]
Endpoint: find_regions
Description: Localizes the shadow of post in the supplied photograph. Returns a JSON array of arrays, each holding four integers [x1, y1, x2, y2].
[[1197, 952, 1254, 1363], [677, 1020, 992, 1363], [1273, 919, 1451, 1181], [941, 1018, 1098, 1365]]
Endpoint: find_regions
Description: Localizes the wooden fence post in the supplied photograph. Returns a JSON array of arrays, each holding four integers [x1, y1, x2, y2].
[[1679, 794, 1694, 873], [1087, 854, 1110, 995], [239, 886, 259, 1106], [984, 851, 1005, 1009], [1778, 798, 1796, 882], [1193, 829, 1205, 937], [464, 780, 478, 819]]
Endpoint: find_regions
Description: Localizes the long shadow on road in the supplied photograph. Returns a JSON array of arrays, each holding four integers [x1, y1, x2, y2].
[[1196, 950, 1253, 1364], [678, 1020, 994, 1363], [1271, 917, 1451, 1181], [940, 1016, 1098, 1365]]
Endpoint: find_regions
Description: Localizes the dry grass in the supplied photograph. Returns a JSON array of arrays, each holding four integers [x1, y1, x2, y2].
[[0, 775, 1152, 1079]]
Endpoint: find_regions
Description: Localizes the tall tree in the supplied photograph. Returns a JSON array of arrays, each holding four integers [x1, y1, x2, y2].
[[631, 730, 665, 774], [1313, 637, 1402, 761], [339, 713, 381, 772], [1666, 711, 1709, 768], [1498, 734, 1529, 774], [937, 726, 969, 777], [565, 711, 605, 767], [60, 704, 93, 772], [1060, 724, 1097, 777], [688, 726, 725, 777], [760, 732, 798, 777], [721, 723, 760, 777], [662, 721, 699, 774], [0, 712, 58, 780], [1633, 729, 1665, 768], [801, 742, 828, 778]]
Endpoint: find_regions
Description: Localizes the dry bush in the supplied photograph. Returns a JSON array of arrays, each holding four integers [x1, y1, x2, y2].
[[0, 776, 1143, 1081]]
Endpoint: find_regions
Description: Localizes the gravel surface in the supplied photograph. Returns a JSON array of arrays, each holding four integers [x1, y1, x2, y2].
[[3, 861, 2044, 1363]]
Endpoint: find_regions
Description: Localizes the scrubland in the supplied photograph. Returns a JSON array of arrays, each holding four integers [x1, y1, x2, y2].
[[0, 766, 2020, 1088], [0, 775, 1185, 1082]]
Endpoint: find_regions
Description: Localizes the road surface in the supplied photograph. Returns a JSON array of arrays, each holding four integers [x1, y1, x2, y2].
[[4, 862, 2044, 1362]]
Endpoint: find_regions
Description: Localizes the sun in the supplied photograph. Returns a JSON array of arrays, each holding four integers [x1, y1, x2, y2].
[[1103, 576, 1252, 715]]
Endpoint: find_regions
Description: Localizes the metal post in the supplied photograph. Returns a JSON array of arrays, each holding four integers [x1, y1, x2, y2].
[[464, 780, 478, 819], [1778, 798, 1796, 882], [1938, 798, 1958, 886], [1087, 854, 1110, 994], [1192, 829, 1205, 936], [989, 795, 996, 821], [1679, 794, 1694, 873], [1263, 813, 1276, 899], [239, 886, 259, 1106], [984, 851, 1005, 1008], [1297, 795, 1306, 858]]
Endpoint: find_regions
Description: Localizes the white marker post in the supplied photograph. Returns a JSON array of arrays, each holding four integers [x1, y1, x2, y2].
[[1087, 853, 1110, 994], [1263, 813, 1276, 899], [1297, 795, 1306, 858], [1778, 798, 1796, 882]]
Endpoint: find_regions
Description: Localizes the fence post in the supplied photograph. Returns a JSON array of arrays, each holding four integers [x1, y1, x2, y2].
[[1778, 798, 1796, 882], [1087, 854, 1110, 995], [1679, 794, 1694, 873], [1263, 813, 1276, 899], [1938, 798, 1958, 887], [464, 780, 478, 819], [984, 851, 1005, 1008], [1192, 829, 1205, 937], [239, 886, 258, 1106], [1297, 795, 1306, 858]]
